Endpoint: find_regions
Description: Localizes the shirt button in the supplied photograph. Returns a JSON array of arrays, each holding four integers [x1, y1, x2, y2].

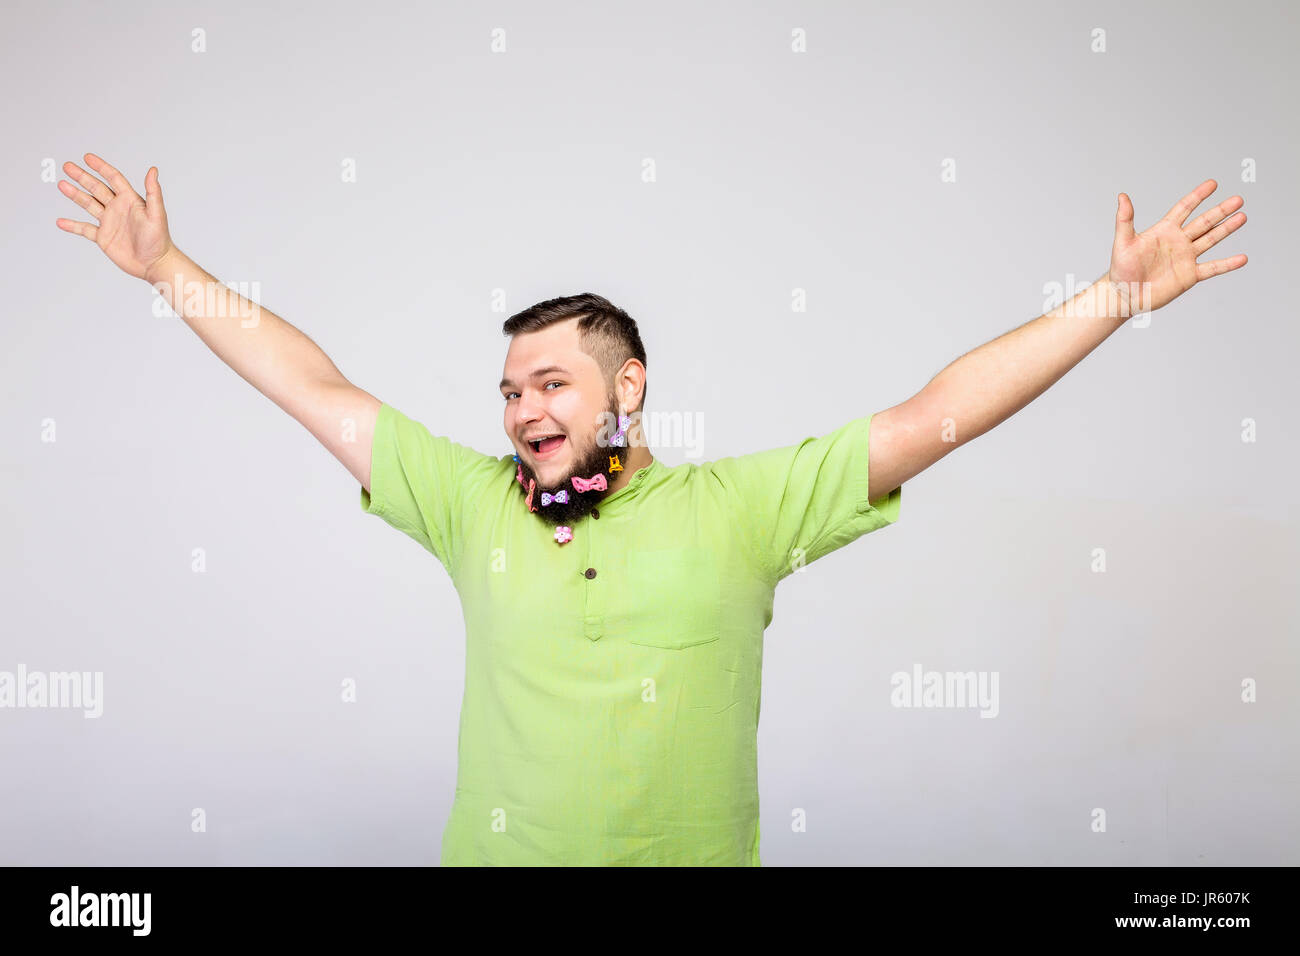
[[591, 508, 600, 519], [584, 568, 597, 579]]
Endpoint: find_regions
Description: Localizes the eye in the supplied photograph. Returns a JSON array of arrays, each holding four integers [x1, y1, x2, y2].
[[503, 382, 562, 401]]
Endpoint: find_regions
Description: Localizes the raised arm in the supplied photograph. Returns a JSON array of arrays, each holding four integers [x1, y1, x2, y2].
[[867, 179, 1249, 499], [56, 152, 382, 491]]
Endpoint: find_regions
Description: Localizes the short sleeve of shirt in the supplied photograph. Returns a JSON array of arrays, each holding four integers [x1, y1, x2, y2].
[[359, 402, 505, 575], [706, 413, 901, 583]]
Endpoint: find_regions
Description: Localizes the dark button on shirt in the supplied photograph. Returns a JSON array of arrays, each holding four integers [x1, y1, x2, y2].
[[584, 568, 597, 579], [591, 508, 600, 519]]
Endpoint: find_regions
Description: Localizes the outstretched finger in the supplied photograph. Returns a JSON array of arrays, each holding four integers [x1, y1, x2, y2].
[[1191, 211, 1246, 256], [1185, 195, 1244, 242], [1196, 253, 1248, 281], [144, 166, 166, 220], [55, 218, 99, 242], [57, 178, 105, 219], [62, 160, 115, 206], [1161, 179, 1217, 228], [84, 152, 138, 200], [1115, 192, 1136, 244]]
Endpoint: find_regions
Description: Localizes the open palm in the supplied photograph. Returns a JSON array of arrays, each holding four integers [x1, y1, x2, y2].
[[1108, 179, 1248, 316], [55, 152, 174, 281]]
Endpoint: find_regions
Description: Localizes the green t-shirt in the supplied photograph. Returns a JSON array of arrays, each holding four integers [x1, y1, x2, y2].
[[361, 402, 901, 865]]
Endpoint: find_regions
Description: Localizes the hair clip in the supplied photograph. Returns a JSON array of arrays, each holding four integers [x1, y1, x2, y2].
[[610, 413, 631, 448], [554, 526, 573, 544], [571, 473, 608, 493], [540, 489, 569, 506], [608, 454, 622, 472]]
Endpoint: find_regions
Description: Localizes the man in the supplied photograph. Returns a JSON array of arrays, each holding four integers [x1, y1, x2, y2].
[[56, 152, 1248, 865]]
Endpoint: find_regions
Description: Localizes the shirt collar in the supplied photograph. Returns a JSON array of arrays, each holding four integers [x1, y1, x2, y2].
[[596, 456, 660, 511]]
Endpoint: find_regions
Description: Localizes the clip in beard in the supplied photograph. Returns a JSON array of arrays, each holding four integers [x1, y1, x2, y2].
[[609, 413, 631, 448], [515, 447, 620, 544], [516, 460, 538, 513], [571, 472, 608, 493]]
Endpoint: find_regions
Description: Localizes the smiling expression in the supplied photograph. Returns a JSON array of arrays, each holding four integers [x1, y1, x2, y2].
[[501, 316, 637, 525]]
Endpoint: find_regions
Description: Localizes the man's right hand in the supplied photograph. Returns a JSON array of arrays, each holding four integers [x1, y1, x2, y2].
[[55, 150, 384, 493], [56, 152, 177, 283]]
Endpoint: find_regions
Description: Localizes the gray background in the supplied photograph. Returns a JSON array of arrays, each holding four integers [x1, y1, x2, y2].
[[2, 0, 1296, 865]]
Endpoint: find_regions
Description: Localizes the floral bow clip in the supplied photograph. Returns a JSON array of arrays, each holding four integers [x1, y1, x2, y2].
[[540, 489, 569, 506]]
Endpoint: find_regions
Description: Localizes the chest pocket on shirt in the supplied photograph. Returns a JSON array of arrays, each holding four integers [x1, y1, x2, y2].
[[624, 546, 722, 649]]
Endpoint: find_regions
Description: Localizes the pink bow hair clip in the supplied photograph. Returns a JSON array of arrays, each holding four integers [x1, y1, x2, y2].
[[571, 473, 608, 493]]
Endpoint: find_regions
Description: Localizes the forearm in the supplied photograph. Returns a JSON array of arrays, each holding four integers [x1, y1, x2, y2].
[[911, 271, 1130, 450], [145, 246, 350, 410]]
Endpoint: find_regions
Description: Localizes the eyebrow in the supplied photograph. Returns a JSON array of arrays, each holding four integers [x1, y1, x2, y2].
[[499, 366, 571, 390]]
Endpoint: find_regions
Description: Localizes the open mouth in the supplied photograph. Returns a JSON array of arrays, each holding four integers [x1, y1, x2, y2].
[[528, 435, 567, 459]]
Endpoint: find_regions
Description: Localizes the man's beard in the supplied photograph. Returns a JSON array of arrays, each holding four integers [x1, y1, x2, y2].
[[517, 401, 622, 526]]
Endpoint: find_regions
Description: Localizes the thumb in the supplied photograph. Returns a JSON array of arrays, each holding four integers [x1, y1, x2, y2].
[[145, 166, 166, 219], [1114, 191, 1136, 244]]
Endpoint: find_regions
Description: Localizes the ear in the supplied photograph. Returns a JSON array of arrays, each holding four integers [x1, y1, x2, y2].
[[615, 358, 647, 411]]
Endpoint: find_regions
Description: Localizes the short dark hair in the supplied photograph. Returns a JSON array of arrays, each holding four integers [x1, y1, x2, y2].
[[502, 293, 648, 411]]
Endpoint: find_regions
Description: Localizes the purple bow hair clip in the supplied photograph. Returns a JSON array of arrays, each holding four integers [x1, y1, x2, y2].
[[610, 413, 631, 448], [540, 489, 569, 506]]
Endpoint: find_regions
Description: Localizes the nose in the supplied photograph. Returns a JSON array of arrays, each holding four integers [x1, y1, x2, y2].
[[512, 389, 544, 434]]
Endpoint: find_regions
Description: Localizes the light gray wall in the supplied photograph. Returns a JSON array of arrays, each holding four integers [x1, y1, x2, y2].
[[2, 0, 1296, 865]]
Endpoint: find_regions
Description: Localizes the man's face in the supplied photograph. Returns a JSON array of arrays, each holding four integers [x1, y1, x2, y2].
[[500, 317, 622, 526]]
